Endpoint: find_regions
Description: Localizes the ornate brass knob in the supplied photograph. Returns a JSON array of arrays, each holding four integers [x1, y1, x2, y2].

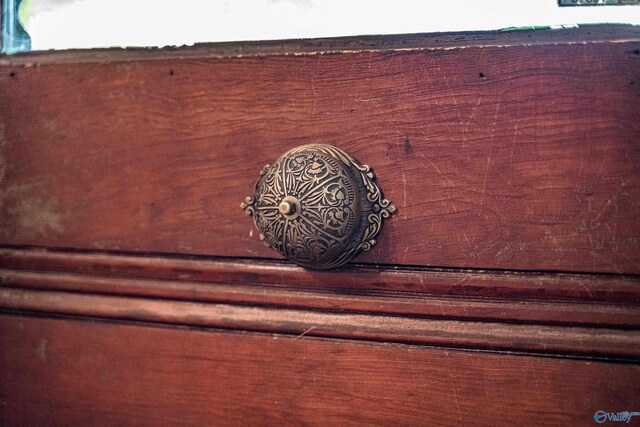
[[241, 144, 396, 269]]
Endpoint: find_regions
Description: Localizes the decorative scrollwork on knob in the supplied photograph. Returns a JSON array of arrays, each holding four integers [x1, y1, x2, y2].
[[242, 144, 396, 269]]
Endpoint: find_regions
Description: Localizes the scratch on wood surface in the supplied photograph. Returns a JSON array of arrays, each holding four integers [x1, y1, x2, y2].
[[354, 97, 384, 103], [585, 179, 627, 237], [420, 372, 466, 387], [508, 121, 520, 185], [389, 139, 409, 218], [463, 233, 472, 248], [441, 72, 462, 123], [576, 282, 594, 299], [431, 96, 457, 145], [462, 96, 482, 145], [451, 381, 463, 423], [294, 326, 316, 339], [614, 251, 640, 272], [445, 276, 470, 294], [307, 57, 320, 115], [401, 167, 407, 217], [479, 101, 501, 207], [480, 156, 491, 207], [529, 363, 542, 396], [428, 160, 442, 175], [544, 229, 561, 248], [591, 198, 614, 225], [589, 250, 622, 274]]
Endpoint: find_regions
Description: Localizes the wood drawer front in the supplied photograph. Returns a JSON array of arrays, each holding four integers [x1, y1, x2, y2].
[[1, 27, 640, 274], [1, 27, 639, 426], [1, 314, 639, 427]]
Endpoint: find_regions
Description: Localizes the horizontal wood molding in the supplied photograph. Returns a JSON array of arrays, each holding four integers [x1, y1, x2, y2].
[[2, 288, 639, 360], [2, 314, 640, 426], [2, 247, 639, 304], [2, 268, 639, 328], [2, 25, 639, 65], [1, 248, 639, 359], [1, 28, 639, 273]]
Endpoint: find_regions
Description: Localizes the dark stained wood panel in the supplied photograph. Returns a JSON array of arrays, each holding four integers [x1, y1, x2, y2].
[[2, 248, 640, 329], [3, 25, 638, 65], [3, 287, 640, 358], [1, 32, 639, 273], [1, 315, 639, 426], [5, 267, 640, 329]]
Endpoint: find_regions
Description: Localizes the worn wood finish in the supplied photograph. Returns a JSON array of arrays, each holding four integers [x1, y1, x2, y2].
[[2, 287, 639, 358], [3, 25, 639, 65], [1, 31, 640, 273], [2, 248, 640, 329], [3, 247, 640, 302], [3, 267, 640, 329], [1, 314, 639, 426], [1, 27, 640, 425]]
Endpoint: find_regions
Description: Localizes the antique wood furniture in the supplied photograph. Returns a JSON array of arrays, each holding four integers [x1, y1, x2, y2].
[[1, 25, 640, 425]]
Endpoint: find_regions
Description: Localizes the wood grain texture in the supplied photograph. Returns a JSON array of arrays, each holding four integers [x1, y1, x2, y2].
[[3, 268, 640, 329], [1, 314, 639, 426], [2, 287, 640, 359], [2, 247, 639, 328], [2, 25, 639, 66], [1, 30, 640, 273]]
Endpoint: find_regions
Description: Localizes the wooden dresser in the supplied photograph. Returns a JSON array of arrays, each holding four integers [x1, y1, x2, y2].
[[1, 25, 640, 426]]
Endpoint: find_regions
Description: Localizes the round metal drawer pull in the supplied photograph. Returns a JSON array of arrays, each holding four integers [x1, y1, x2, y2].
[[241, 144, 396, 269]]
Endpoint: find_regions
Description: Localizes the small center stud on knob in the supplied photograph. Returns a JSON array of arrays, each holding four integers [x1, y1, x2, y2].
[[278, 196, 301, 219], [279, 201, 294, 215]]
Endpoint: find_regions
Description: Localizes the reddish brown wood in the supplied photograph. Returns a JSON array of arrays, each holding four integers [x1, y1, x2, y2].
[[1, 248, 640, 328], [2, 28, 639, 426], [1, 30, 640, 273], [2, 25, 638, 66], [1, 314, 639, 426], [3, 267, 640, 328], [2, 287, 639, 358], [2, 247, 639, 304]]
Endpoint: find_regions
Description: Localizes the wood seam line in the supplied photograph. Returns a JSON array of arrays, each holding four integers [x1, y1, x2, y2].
[[1, 249, 639, 304], [1, 288, 639, 359], [1, 269, 639, 328], [1, 25, 639, 66]]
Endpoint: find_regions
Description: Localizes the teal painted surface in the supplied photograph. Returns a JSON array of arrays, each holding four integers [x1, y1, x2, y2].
[[2, 0, 32, 54]]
